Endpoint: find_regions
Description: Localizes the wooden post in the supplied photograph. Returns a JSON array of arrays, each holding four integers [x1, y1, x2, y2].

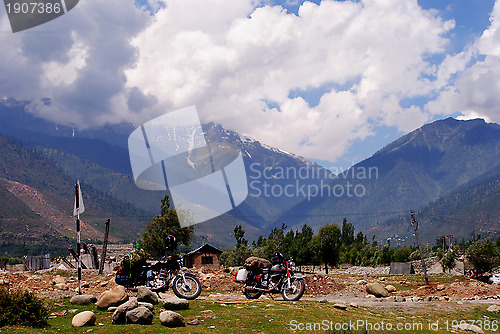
[[99, 219, 110, 274], [91, 246, 99, 269]]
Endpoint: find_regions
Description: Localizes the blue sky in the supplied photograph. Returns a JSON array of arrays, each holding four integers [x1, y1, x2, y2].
[[1, 0, 499, 170]]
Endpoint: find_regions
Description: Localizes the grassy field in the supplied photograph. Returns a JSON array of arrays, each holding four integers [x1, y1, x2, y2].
[[0, 295, 499, 334]]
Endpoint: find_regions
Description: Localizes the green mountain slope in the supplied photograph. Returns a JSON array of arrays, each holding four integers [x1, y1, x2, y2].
[[280, 118, 500, 233], [367, 163, 500, 245], [0, 136, 154, 256]]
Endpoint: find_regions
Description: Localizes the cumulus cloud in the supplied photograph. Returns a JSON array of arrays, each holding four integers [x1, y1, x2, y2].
[[426, 0, 500, 124], [1, 0, 478, 162], [0, 0, 150, 126], [127, 0, 454, 160]]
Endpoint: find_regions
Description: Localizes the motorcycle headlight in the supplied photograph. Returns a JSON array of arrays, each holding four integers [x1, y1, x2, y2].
[[289, 261, 296, 271]]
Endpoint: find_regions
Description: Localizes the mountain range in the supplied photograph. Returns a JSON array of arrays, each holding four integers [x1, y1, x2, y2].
[[0, 98, 499, 253]]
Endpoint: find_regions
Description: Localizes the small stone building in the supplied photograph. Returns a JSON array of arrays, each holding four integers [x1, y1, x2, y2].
[[184, 244, 222, 270], [389, 262, 415, 274]]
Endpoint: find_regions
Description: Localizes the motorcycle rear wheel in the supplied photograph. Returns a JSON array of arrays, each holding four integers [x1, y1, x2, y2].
[[244, 287, 263, 299], [172, 273, 202, 300], [281, 277, 305, 301]]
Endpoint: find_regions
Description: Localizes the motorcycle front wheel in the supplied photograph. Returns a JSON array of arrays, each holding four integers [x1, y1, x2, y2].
[[172, 273, 202, 300], [281, 277, 305, 301]]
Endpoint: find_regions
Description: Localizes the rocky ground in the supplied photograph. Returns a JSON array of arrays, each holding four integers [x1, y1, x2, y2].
[[1, 266, 499, 305]]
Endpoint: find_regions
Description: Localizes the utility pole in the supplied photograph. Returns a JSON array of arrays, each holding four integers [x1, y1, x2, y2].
[[75, 182, 82, 295], [447, 235, 454, 252], [410, 211, 429, 285]]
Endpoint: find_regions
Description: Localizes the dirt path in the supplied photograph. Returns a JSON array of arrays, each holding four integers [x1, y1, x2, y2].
[[1, 267, 499, 307]]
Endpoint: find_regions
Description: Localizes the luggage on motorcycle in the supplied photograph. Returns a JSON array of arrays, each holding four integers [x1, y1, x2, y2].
[[120, 250, 147, 273], [115, 266, 132, 285], [234, 269, 248, 282], [244, 257, 271, 271]]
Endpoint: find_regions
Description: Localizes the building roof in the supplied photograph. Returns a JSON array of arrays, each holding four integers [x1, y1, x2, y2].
[[185, 244, 222, 256]]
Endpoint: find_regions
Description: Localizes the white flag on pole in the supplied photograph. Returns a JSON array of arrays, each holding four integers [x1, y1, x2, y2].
[[73, 181, 85, 216]]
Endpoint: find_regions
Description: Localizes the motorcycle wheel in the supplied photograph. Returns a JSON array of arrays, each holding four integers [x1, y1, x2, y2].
[[281, 277, 305, 301], [172, 273, 202, 300], [243, 286, 263, 299], [145, 270, 168, 292]]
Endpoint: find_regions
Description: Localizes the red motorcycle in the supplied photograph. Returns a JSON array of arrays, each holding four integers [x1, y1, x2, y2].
[[234, 253, 305, 301]]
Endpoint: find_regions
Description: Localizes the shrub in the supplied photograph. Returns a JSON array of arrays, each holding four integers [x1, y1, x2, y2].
[[441, 250, 458, 273], [466, 238, 500, 274], [0, 287, 48, 328], [392, 247, 412, 262]]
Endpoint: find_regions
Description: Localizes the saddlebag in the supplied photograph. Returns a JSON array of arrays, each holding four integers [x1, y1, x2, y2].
[[234, 269, 248, 282], [115, 266, 131, 285]]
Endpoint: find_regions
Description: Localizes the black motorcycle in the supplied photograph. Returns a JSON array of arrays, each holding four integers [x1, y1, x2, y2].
[[234, 257, 305, 301], [116, 254, 202, 300]]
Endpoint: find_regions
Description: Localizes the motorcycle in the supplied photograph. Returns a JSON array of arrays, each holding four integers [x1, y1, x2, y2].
[[115, 254, 202, 300], [234, 257, 305, 301]]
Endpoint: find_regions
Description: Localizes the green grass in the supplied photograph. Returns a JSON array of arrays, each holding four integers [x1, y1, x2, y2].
[[0, 296, 499, 333]]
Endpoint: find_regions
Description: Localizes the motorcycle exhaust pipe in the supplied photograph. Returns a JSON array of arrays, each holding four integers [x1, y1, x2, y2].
[[246, 286, 269, 292]]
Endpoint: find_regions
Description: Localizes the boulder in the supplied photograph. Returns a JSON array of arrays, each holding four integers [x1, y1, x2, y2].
[[159, 311, 185, 327], [55, 283, 68, 290], [436, 284, 445, 291], [425, 296, 439, 302], [126, 306, 153, 325], [394, 296, 406, 303], [487, 305, 500, 313], [138, 302, 154, 311], [70, 294, 97, 305], [112, 298, 138, 324], [356, 280, 367, 285], [96, 285, 128, 309], [453, 323, 484, 334], [333, 303, 347, 310], [53, 275, 66, 285], [366, 283, 389, 298], [162, 297, 189, 310], [137, 286, 159, 305], [71, 311, 96, 327], [187, 318, 200, 325], [385, 285, 397, 292]]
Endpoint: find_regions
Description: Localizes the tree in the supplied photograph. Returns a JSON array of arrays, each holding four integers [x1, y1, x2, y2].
[[341, 218, 355, 246], [466, 238, 500, 274], [392, 247, 412, 262], [441, 249, 458, 273], [255, 223, 287, 260], [314, 223, 341, 274], [139, 195, 193, 259], [221, 225, 252, 267], [234, 225, 248, 247], [295, 225, 314, 268]]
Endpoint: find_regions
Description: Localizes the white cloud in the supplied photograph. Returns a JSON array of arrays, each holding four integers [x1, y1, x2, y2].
[[1, 0, 462, 162], [126, 0, 455, 161], [427, 0, 500, 124]]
